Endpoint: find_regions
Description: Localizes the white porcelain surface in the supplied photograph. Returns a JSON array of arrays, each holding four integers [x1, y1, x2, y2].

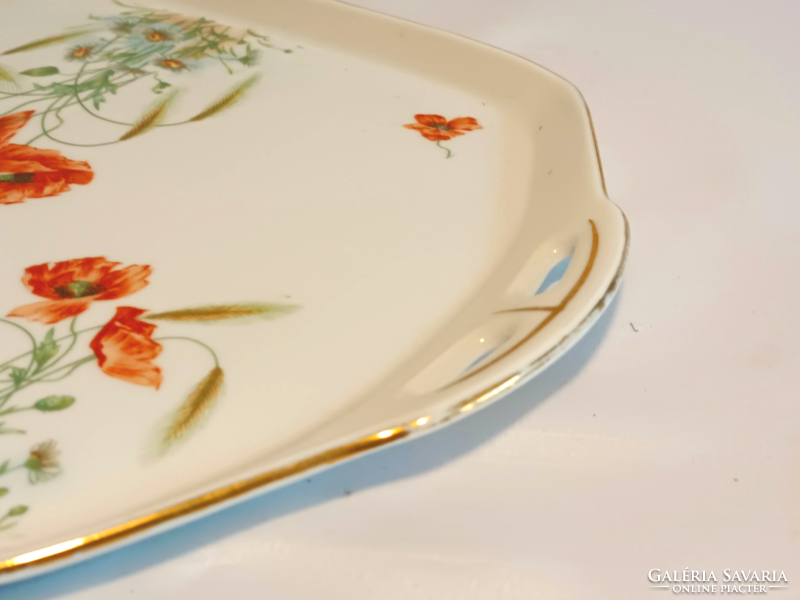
[[1, 0, 798, 598], [0, 0, 626, 583]]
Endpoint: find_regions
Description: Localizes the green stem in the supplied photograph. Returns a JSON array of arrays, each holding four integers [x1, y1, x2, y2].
[[436, 140, 452, 159], [0, 406, 32, 417], [41, 96, 71, 143], [0, 426, 25, 436], [74, 72, 155, 126], [25, 95, 71, 145], [0, 96, 53, 117], [0, 465, 23, 480], [216, 52, 233, 75], [0, 355, 94, 405], [0, 320, 36, 354], [38, 78, 156, 146], [0, 325, 101, 372], [0, 320, 37, 382], [0, 89, 59, 99], [72, 44, 117, 124], [51, 67, 107, 78], [38, 129, 122, 148], [36, 316, 79, 375], [26, 355, 94, 386], [24, 72, 141, 144], [155, 336, 219, 367], [93, 35, 121, 57], [23, 36, 139, 145], [34, 356, 93, 383]]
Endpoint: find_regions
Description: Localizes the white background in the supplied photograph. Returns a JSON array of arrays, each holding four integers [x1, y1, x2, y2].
[[5, 0, 799, 598]]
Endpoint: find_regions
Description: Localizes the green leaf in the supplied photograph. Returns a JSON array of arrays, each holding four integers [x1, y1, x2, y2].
[[33, 328, 59, 369], [33, 395, 75, 412], [0, 460, 9, 476], [8, 505, 27, 516], [0, 488, 7, 498], [54, 69, 120, 111], [151, 80, 171, 94], [20, 66, 60, 77], [48, 82, 75, 97], [9, 367, 26, 389]]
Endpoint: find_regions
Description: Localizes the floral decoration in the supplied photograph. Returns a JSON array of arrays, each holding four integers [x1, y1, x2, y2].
[[0, 256, 298, 532], [8, 257, 150, 324], [0, 1, 293, 205], [403, 114, 482, 158], [0, 111, 93, 205]]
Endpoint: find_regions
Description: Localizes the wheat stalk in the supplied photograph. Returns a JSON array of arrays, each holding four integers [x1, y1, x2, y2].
[[146, 303, 298, 322], [188, 74, 260, 122], [164, 367, 224, 444], [119, 90, 177, 141], [3, 30, 96, 55], [0, 64, 19, 93]]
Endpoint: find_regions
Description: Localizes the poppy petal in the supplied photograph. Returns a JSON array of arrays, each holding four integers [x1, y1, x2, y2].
[[0, 184, 28, 205], [0, 111, 34, 147], [7, 298, 92, 324], [415, 114, 447, 127], [420, 131, 453, 141], [62, 257, 120, 281], [422, 129, 462, 141], [90, 307, 163, 389], [447, 117, 482, 132], [0, 159, 57, 173], [404, 123, 457, 141], [21, 257, 122, 298], [96, 264, 152, 300], [1, 145, 93, 183], [31, 173, 85, 198], [0, 133, 93, 205], [0, 175, 73, 203]]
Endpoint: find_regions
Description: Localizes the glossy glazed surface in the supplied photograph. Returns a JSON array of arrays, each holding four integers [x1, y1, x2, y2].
[[0, 0, 626, 582]]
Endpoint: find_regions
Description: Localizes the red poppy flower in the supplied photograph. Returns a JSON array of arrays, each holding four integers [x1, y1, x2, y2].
[[403, 114, 482, 141], [0, 111, 94, 206], [7, 257, 152, 324], [90, 307, 163, 389]]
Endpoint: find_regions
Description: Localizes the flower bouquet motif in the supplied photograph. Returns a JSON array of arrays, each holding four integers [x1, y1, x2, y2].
[[0, 1, 291, 205], [0, 257, 298, 531]]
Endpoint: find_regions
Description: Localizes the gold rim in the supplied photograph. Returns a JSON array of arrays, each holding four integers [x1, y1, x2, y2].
[[0, 427, 409, 575]]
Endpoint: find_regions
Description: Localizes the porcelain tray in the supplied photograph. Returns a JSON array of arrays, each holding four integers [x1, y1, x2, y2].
[[0, 0, 628, 583]]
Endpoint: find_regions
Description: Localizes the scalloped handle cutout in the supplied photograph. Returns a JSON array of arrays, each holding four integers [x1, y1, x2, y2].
[[403, 313, 521, 395], [507, 236, 578, 298]]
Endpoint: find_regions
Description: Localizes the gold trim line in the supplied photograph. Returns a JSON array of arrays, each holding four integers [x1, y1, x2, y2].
[[0, 428, 409, 576]]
